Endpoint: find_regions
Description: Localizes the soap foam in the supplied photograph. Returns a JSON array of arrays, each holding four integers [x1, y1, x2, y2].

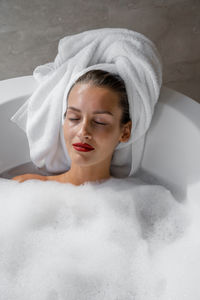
[[0, 177, 198, 300]]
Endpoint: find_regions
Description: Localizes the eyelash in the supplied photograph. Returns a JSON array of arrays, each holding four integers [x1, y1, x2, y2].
[[68, 118, 107, 126]]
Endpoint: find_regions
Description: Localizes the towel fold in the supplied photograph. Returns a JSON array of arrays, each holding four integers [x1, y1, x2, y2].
[[11, 28, 162, 177]]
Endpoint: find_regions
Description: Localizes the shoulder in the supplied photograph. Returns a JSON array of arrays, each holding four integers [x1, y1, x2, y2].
[[12, 173, 48, 183]]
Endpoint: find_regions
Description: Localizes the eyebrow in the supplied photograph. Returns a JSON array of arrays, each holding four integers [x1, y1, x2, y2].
[[67, 106, 114, 116]]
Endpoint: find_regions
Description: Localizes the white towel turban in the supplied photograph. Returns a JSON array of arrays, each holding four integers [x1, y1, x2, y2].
[[11, 28, 162, 178]]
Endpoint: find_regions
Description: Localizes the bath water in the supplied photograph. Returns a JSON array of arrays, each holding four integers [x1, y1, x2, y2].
[[0, 165, 199, 299]]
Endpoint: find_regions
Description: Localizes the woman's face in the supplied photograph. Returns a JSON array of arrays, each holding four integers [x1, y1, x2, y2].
[[63, 83, 131, 168]]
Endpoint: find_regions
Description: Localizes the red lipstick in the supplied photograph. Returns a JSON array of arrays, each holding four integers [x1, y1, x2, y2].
[[72, 143, 95, 152]]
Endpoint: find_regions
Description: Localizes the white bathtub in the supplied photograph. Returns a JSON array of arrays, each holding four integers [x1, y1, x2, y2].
[[0, 76, 200, 201]]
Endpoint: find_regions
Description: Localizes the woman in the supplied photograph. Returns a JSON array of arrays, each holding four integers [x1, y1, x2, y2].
[[10, 28, 162, 184], [12, 70, 132, 185]]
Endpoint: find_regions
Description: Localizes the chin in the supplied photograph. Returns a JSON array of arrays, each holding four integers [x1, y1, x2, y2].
[[71, 155, 95, 165]]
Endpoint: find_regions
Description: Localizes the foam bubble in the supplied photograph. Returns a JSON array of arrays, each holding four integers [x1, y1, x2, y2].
[[0, 177, 198, 299]]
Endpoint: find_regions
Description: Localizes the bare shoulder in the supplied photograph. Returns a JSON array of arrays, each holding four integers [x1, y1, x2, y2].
[[12, 173, 48, 183]]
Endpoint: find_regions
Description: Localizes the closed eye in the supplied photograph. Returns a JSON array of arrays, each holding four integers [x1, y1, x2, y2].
[[68, 118, 107, 126]]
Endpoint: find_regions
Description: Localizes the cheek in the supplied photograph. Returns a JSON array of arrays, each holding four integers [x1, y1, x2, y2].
[[63, 123, 74, 143], [97, 126, 121, 145], [94, 126, 115, 140]]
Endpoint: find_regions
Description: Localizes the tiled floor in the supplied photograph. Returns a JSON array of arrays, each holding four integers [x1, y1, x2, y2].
[[0, 0, 199, 103]]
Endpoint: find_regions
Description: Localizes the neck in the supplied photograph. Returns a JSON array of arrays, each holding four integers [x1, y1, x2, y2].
[[62, 162, 112, 186]]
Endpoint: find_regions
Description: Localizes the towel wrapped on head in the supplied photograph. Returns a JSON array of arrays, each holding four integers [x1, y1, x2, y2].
[[11, 28, 162, 178]]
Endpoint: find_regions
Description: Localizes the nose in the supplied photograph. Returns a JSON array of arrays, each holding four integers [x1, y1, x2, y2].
[[77, 119, 92, 140]]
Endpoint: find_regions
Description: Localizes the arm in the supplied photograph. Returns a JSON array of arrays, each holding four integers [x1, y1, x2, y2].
[[12, 173, 47, 182]]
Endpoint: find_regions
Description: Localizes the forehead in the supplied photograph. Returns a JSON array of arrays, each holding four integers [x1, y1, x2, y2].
[[67, 83, 120, 111]]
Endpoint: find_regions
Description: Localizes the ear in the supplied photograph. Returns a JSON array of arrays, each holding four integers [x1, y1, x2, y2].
[[119, 121, 132, 143]]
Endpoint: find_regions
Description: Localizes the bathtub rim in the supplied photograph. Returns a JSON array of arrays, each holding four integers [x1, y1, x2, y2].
[[0, 75, 38, 105]]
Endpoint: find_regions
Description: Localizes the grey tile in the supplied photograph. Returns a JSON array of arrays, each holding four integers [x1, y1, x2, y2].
[[0, 0, 199, 102]]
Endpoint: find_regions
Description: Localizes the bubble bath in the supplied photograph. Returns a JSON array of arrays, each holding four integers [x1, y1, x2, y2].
[[0, 176, 199, 300]]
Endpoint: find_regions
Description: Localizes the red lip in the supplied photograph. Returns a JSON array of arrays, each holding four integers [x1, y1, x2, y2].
[[72, 143, 95, 152]]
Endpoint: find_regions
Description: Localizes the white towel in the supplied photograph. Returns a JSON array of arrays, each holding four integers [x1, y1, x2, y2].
[[11, 28, 162, 178]]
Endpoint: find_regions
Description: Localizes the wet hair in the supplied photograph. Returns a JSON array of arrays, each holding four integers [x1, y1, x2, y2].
[[67, 69, 131, 127]]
